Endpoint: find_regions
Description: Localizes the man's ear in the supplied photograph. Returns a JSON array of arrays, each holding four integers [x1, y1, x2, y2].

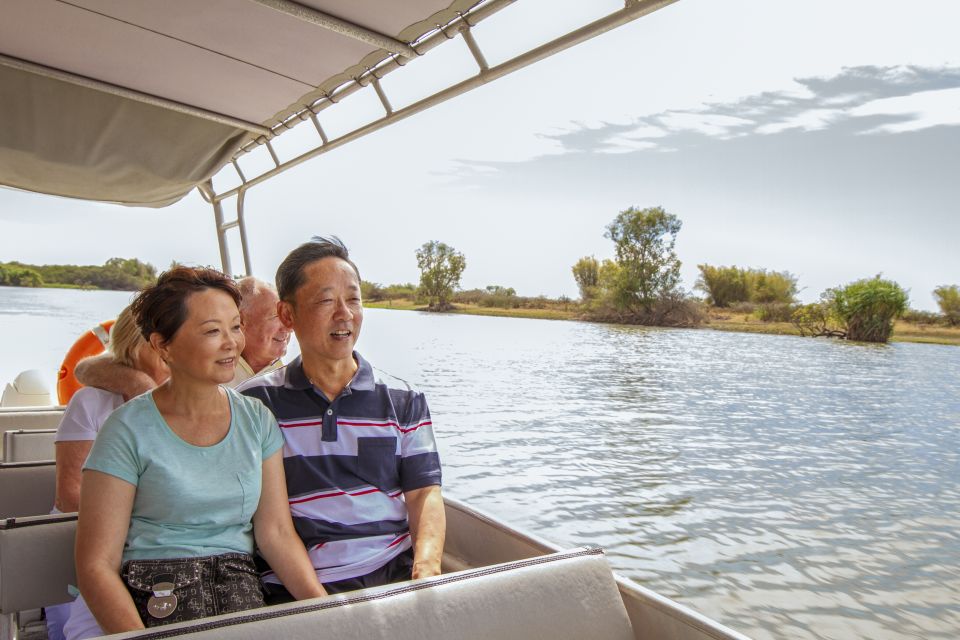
[[277, 300, 295, 330]]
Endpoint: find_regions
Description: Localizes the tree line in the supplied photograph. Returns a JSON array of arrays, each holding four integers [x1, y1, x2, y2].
[[364, 206, 958, 344], [0, 258, 157, 291]]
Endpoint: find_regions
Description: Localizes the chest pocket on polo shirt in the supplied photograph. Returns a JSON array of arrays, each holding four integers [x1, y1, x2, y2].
[[357, 437, 399, 491]]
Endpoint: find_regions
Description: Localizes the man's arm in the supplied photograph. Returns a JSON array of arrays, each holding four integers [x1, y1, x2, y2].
[[74, 354, 154, 399], [404, 484, 446, 579]]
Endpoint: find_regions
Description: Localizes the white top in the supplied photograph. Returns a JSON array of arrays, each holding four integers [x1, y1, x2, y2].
[[229, 356, 283, 388], [54, 386, 124, 442]]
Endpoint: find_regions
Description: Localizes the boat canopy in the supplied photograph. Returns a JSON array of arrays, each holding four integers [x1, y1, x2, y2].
[[0, 0, 677, 270]]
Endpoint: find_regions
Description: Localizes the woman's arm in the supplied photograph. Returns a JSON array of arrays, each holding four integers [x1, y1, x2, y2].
[[75, 354, 154, 400], [75, 470, 144, 634], [253, 451, 328, 600], [54, 441, 93, 513]]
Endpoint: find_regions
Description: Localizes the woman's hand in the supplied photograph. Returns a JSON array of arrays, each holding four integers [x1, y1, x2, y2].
[[75, 470, 144, 634], [253, 451, 328, 600]]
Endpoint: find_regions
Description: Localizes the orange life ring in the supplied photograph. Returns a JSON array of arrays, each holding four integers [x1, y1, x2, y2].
[[57, 320, 115, 405]]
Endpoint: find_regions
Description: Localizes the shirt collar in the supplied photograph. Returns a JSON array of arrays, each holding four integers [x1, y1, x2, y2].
[[284, 351, 375, 393]]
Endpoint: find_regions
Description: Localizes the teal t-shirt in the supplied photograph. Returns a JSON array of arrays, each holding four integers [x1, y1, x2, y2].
[[84, 387, 284, 562]]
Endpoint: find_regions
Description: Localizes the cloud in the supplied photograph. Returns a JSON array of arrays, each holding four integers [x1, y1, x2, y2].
[[488, 65, 960, 159], [850, 87, 960, 133]]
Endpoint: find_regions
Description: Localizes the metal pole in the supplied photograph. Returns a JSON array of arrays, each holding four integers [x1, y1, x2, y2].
[[216, 0, 679, 202], [461, 28, 489, 72], [371, 77, 393, 115], [236, 189, 253, 276], [199, 181, 233, 275], [236, 0, 517, 154], [250, 0, 418, 59]]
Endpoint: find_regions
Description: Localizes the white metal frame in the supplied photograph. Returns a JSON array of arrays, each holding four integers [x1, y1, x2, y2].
[[200, 0, 679, 276]]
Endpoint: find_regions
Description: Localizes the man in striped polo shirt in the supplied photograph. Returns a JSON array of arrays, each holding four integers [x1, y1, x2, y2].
[[238, 237, 445, 599]]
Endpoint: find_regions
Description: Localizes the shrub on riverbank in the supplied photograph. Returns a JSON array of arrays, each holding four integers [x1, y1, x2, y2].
[[934, 285, 960, 326], [793, 276, 908, 343], [829, 277, 908, 342], [695, 264, 798, 307], [0, 258, 155, 290], [755, 302, 798, 323]]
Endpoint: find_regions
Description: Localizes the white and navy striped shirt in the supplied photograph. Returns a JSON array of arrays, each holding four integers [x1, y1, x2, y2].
[[237, 352, 441, 584]]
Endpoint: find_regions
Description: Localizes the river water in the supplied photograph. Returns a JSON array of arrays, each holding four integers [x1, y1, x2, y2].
[[2, 285, 958, 639]]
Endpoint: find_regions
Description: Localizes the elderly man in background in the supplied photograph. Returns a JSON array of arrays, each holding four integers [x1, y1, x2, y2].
[[75, 276, 289, 395]]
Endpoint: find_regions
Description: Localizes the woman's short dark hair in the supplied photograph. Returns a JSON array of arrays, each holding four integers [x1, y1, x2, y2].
[[131, 266, 241, 343], [276, 236, 361, 303]]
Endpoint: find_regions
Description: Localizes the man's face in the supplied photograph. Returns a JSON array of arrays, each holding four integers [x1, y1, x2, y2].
[[241, 287, 290, 371], [279, 257, 363, 366]]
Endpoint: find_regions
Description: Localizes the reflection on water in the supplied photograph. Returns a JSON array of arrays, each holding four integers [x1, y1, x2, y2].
[[360, 310, 960, 640], [3, 288, 959, 640]]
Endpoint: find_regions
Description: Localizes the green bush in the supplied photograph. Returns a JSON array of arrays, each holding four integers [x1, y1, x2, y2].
[[360, 280, 384, 301], [933, 285, 960, 326], [381, 283, 418, 300], [696, 264, 798, 307], [751, 270, 799, 304], [0, 264, 43, 287], [696, 265, 750, 307], [826, 276, 908, 343], [901, 309, 944, 326], [755, 302, 797, 323]]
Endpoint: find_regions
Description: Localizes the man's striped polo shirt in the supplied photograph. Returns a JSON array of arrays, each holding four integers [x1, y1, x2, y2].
[[237, 352, 442, 584]]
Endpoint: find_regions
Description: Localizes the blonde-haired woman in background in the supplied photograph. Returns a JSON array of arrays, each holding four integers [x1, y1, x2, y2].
[[53, 305, 169, 513]]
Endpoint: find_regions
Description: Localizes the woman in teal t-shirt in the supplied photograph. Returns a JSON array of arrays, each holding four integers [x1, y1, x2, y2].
[[66, 267, 327, 640]]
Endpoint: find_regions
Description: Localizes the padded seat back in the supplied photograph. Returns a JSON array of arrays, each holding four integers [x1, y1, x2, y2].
[[111, 547, 634, 640], [0, 461, 56, 518], [2, 430, 57, 463], [0, 514, 78, 614], [0, 410, 63, 432]]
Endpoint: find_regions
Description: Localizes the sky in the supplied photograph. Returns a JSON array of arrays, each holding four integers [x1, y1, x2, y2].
[[1, 0, 958, 310]]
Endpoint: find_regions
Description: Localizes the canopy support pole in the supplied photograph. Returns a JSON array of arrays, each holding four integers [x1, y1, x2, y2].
[[211, 0, 680, 203], [249, 0, 418, 59], [198, 181, 252, 277]]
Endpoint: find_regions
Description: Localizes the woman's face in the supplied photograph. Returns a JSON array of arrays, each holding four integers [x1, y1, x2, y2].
[[154, 288, 245, 385], [134, 341, 170, 386]]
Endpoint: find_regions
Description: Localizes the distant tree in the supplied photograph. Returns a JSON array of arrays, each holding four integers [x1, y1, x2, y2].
[[751, 270, 798, 304], [360, 280, 384, 301], [826, 276, 908, 343], [603, 206, 682, 311], [485, 285, 516, 297], [382, 283, 418, 300], [696, 264, 797, 307], [571, 256, 600, 301], [695, 265, 750, 307], [0, 263, 43, 287], [933, 285, 960, 326], [415, 241, 466, 311]]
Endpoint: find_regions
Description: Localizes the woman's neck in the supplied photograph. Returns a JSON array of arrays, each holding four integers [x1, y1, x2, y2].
[[153, 376, 225, 418]]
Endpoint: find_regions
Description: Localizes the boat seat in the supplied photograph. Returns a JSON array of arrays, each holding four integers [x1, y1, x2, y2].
[[110, 546, 634, 640], [2, 429, 56, 463], [0, 461, 56, 518], [0, 513, 78, 640], [0, 409, 64, 432]]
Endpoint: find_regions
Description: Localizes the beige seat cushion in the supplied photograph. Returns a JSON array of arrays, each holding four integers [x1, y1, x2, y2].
[[111, 547, 634, 640], [0, 461, 56, 518], [3, 430, 57, 463], [0, 514, 78, 614]]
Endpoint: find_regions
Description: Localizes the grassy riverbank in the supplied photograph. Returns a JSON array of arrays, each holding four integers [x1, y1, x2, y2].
[[365, 299, 960, 346]]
